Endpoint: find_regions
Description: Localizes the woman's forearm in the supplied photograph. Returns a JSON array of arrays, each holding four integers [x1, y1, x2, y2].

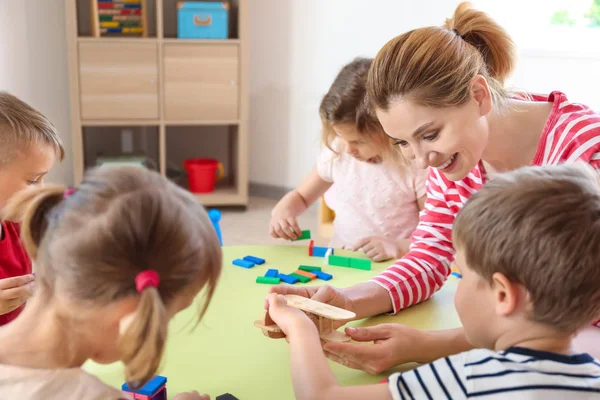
[[345, 282, 394, 319]]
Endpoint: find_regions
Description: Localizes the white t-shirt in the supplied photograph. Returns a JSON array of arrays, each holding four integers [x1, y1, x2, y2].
[[317, 142, 427, 248], [388, 347, 600, 399], [0, 364, 129, 400]]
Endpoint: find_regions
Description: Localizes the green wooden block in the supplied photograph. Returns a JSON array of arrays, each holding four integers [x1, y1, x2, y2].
[[256, 276, 281, 284], [349, 258, 372, 270], [292, 230, 311, 241], [299, 265, 322, 272], [328, 255, 350, 267], [289, 272, 311, 283]]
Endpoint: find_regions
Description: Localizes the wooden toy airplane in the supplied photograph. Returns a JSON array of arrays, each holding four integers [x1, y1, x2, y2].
[[254, 294, 356, 342]]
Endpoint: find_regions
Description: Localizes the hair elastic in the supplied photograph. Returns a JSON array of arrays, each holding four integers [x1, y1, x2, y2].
[[63, 188, 75, 200], [135, 270, 160, 293]]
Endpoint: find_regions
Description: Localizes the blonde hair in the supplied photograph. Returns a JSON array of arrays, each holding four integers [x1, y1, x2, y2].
[[2, 166, 222, 387], [0, 92, 64, 164], [453, 163, 600, 333], [319, 58, 392, 157], [368, 2, 516, 110]]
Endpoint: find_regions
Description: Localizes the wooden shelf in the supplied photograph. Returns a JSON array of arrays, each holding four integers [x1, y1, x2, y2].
[[77, 37, 158, 43], [82, 119, 160, 126], [67, 0, 248, 207], [194, 186, 247, 206], [165, 120, 240, 126], [162, 38, 240, 44]]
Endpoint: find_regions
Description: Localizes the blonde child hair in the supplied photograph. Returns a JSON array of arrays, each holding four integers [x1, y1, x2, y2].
[[1, 166, 221, 394], [0, 91, 64, 165]]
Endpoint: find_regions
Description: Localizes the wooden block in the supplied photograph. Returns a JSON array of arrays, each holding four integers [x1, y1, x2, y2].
[[264, 269, 279, 278], [299, 265, 321, 272], [283, 294, 356, 320], [315, 271, 333, 281], [292, 230, 311, 241], [289, 272, 311, 283], [232, 259, 254, 269], [349, 258, 372, 270], [256, 277, 280, 285], [308, 240, 314, 256], [294, 270, 317, 280], [244, 255, 265, 265], [328, 255, 350, 267]]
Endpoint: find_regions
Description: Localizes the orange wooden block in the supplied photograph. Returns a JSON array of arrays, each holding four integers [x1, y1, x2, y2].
[[295, 269, 317, 280]]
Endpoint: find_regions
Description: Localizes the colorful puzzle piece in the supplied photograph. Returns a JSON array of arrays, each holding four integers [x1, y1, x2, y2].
[[327, 255, 372, 270], [122, 376, 167, 400], [265, 269, 279, 278], [256, 276, 281, 284], [232, 259, 254, 269], [295, 270, 317, 280], [289, 272, 311, 283], [243, 255, 265, 265], [299, 265, 321, 272], [292, 229, 311, 241], [278, 273, 299, 284], [315, 271, 333, 281]]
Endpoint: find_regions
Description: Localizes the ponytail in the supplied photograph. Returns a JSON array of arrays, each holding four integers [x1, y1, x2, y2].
[[2, 185, 65, 260], [368, 1, 516, 110], [119, 287, 168, 388], [444, 2, 516, 84]]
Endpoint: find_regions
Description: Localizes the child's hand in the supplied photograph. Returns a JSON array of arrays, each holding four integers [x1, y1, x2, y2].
[[173, 391, 210, 400], [0, 274, 35, 316], [269, 213, 302, 241], [265, 293, 314, 335], [348, 236, 399, 262]]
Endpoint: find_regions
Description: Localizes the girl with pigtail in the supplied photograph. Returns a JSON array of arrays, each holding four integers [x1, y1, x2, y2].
[[0, 166, 221, 400]]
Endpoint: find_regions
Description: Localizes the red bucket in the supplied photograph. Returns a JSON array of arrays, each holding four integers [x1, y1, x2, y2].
[[183, 158, 224, 193]]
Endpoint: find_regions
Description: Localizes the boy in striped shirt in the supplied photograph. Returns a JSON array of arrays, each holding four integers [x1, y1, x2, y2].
[[265, 163, 600, 399]]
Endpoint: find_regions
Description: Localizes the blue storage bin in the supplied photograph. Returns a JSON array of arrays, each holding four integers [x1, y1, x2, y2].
[[177, 2, 229, 39]]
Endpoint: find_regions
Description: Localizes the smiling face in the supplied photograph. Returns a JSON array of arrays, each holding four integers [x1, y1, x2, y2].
[[375, 78, 492, 181], [332, 123, 382, 163]]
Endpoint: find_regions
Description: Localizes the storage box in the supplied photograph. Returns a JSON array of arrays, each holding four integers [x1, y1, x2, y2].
[[177, 2, 229, 39]]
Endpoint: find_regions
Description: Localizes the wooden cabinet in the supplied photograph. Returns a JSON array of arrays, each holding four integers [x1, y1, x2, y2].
[[164, 43, 239, 121], [66, 0, 248, 207], [79, 42, 159, 120]]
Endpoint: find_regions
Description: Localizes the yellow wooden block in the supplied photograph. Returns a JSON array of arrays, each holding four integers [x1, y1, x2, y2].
[[100, 21, 119, 28]]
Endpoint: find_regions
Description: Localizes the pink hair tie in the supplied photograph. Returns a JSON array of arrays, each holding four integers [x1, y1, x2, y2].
[[135, 270, 160, 293], [63, 188, 75, 200]]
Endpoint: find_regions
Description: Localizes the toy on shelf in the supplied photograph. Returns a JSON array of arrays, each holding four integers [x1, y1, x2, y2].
[[293, 229, 311, 241], [122, 376, 167, 400], [91, 0, 147, 37], [208, 209, 223, 246], [254, 294, 356, 342], [327, 255, 371, 270]]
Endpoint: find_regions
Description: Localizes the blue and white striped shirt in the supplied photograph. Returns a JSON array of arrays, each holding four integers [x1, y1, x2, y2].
[[388, 347, 600, 399]]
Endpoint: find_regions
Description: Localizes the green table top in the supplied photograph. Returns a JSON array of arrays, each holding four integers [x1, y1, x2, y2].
[[84, 245, 461, 399]]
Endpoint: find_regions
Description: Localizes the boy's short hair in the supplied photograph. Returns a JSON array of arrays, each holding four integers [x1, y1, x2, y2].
[[453, 163, 600, 333], [0, 92, 64, 165]]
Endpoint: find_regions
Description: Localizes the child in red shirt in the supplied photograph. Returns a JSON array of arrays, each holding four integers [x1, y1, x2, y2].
[[0, 92, 64, 325]]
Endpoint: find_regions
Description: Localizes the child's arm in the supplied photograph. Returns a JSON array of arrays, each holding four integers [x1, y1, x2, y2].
[[269, 168, 332, 240], [266, 294, 392, 400]]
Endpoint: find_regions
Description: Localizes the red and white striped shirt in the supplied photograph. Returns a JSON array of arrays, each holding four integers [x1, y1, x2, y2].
[[371, 91, 600, 328]]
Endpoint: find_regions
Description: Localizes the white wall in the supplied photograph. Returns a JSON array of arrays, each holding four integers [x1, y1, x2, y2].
[[0, 1, 597, 189], [249, 0, 600, 189], [0, 0, 72, 185]]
